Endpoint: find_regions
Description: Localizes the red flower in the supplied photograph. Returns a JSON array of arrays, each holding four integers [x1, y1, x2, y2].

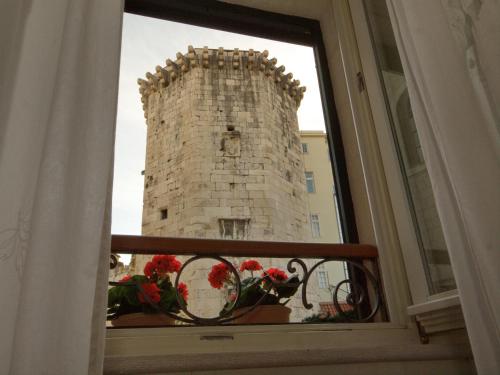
[[119, 275, 132, 283], [144, 261, 155, 278], [177, 282, 188, 301], [137, 283, 161, 304], [152, 254, 181, 274], [208, 262, 230, 289], [144, 255, 182, 278], [263, 268, 288, 284], [239, 259, 263, 272]]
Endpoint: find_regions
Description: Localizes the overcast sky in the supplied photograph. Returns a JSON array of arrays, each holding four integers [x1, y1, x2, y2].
[[112, 13, 327, 236]]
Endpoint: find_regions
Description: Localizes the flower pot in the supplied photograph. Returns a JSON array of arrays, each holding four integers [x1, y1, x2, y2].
[[110, 312, 175, 327], [231, 305, 291, 324]]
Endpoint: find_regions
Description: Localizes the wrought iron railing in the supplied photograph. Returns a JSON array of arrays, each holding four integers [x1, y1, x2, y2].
[[108, 235, 382, 326]]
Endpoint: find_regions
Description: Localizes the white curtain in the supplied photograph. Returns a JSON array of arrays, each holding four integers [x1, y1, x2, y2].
[[0, 1, 123, 374], [386, 1, 500, 374]]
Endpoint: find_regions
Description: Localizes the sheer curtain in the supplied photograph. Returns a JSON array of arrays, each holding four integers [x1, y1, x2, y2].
[[386, 1, 500, 374], [0, 1, 122, 374]]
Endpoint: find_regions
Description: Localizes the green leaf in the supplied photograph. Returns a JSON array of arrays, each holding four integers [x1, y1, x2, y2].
[[159, 286, 178, 312], [108, 284, 139, 307], [158, 278, 173, 290], [275, 275, 300, 299]]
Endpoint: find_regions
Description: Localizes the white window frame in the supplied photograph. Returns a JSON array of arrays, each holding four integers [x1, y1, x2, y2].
[[348, 0, 459, 310], [310, 213, 321, 238], [317, 269, 329, 289], [305, 171, 316, 193], [103, 1, 468, 371]]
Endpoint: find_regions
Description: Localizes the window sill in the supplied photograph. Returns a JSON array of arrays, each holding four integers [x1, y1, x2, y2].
[[104, 323, 472, 374], [407, 292, 460, 315], [407, 293, 465, 336]]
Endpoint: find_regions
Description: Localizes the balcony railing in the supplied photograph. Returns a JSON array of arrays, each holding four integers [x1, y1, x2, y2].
[[108, 235, 382, 327]]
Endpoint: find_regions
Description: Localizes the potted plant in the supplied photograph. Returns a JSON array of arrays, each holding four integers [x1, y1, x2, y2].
[[107, 254, 188, 327], [208, 259, 300, 324]]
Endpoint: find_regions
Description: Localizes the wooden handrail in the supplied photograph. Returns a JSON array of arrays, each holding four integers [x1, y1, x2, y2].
[[111, 235, 378, 259]]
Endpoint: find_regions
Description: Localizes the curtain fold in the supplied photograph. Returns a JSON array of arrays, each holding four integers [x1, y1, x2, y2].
[[0, 1, 123, 374], [386, 1, 500, 374]]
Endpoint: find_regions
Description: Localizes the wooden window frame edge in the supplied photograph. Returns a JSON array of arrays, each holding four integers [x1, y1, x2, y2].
[[348, 0, 460, 310]]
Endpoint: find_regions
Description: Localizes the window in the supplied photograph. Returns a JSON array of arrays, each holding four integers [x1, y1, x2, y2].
[[109, 0, 375, 333], [310, 214, 321, 238], [318, 270, 329, 289], [102, 1, 416, 370], [305, 172, 315, 193], [219, 219, 249, 240], [363, 0, 456, 294]]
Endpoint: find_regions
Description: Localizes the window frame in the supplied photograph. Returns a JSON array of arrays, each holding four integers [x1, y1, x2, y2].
[[310, 213, 321, 238], [102, 0, 462, 371], [301, 142, 309, 153], [305, 171, 316, 193], [317, 269, 329, 289], [348, 0, 459, 307]]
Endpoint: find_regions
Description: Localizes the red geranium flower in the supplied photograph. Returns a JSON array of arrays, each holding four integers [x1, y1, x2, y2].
[[144, 261, 155, 278], [119, 275, 132, 283], [239, 259, 263, 272], [144, 255, 182, 278], [263, 268, 288, 284], [177, 282, 188, 301], [152, 254, 182, 274], [137, 282, 161, 304], [208, 262, 230, 289]]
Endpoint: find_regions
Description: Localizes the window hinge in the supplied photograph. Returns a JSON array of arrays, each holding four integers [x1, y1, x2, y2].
[[416, 320, 430, 344], [356, 71, 365, 92]]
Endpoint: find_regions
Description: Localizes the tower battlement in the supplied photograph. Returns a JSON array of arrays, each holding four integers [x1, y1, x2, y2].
[[138, 46, 307, 119]]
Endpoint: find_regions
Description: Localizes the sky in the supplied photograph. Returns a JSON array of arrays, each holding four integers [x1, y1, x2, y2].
[[112, 13, 327, 237]]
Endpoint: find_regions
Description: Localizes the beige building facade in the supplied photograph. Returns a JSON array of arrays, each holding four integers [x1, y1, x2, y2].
[[300, 131, 347, 312]]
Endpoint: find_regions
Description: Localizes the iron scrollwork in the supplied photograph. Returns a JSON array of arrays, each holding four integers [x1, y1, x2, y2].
[[109, 254, 381, 325]]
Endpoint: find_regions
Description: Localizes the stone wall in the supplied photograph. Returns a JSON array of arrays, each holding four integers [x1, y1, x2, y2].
[[132, 47, 319, 321]]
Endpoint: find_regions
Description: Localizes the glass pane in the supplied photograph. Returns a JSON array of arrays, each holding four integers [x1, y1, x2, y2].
[[363, 0, 456, 294], [108, 13, 378, 327], [305, 171, 316, 193]]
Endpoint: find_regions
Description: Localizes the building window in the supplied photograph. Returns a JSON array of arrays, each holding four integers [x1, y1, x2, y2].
[[305, 172, 315, 193], [160, 208, 168, 220], [310, 214, 321, 238], [219, 219, 249, 240], [318, 270, 329, 289], [301, 143, 309, 153]]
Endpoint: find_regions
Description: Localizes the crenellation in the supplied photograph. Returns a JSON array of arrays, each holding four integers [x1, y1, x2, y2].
[[232, 48, 240, 69], [176, 52, 189, 72], [155, 65, 169, 87], [165, 59, 178, 81], [138, 47, 306, 122]]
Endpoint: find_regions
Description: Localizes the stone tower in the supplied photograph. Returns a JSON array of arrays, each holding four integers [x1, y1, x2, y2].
[[134, 47, 318, 320]]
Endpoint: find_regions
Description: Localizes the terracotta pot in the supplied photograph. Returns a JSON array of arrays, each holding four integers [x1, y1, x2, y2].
[[110, 312, 175, 327], [231, 305, 291, 324]]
